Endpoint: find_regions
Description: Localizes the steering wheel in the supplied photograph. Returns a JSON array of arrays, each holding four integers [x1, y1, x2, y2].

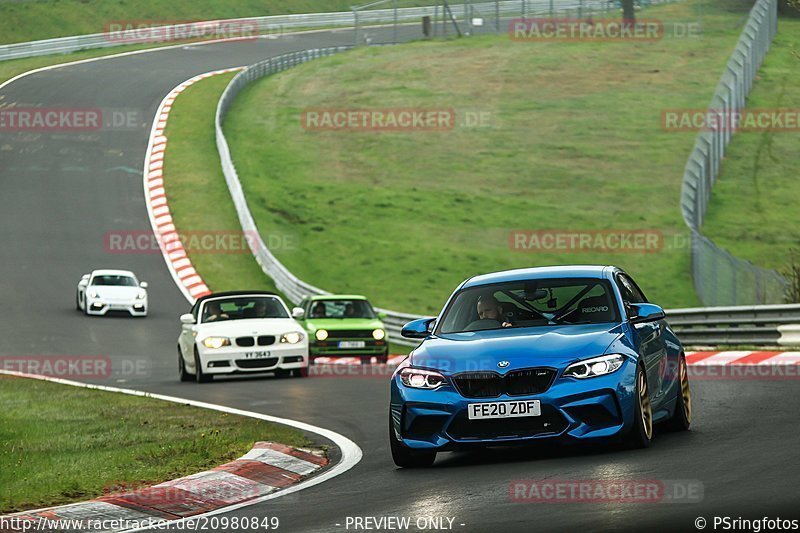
[[465, 319, 503, 331]]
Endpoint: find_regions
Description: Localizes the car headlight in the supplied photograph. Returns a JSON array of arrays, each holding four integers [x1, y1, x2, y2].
[[280, 332, 303, 344], [372, 329, 386, 340], [88, 290, 99, 299], [563, 354, 625, 379], [202, 337, 231, 349], [399, 367, 446, 390], [136, 290, 147, 300], [315, 329, 328, 341]]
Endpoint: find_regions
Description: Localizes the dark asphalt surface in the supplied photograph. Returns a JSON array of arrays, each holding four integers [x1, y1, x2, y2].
[[1, 28, 799, 533]]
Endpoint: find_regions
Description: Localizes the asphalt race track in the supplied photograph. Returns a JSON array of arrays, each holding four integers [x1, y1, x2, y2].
[[1, 28, 799, 533]]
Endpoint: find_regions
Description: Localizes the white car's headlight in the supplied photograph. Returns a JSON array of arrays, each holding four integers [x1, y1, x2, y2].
[[89, 290, 99, 299], [202, 337, 231, 349], [372, 329, 386, 340], [563, 354, 625, 379], [136, 290, 147, 300], [315, 329, 328, 341], [280, 332, 303, 344], [399, 367, 446, 390]]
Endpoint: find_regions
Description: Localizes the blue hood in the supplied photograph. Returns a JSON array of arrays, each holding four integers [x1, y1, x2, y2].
[[410, 324, 624, 374]]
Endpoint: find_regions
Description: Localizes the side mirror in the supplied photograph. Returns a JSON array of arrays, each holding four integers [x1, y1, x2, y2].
[[140, 281, 149, 289], [401, 318, 436, 339], [292, 307, 306, 319], [180, 313, 196, 325], [377, 311, 388, 320], [78, 278, 90, 287], [629, 303, 666, 324]]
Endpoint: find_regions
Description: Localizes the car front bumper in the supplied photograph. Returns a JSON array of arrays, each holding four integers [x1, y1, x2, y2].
[[197, 344, 309, 375], [310, 340, 388, 358], [86, 299, 147, 316], [390, 360, 638, 451]]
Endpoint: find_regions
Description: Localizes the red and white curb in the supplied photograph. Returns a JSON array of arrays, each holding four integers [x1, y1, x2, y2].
[[0, 371, 362, 533], [143, 68, 244, 303], [686, 350, 800, 365], [1, 443, 326, 532]]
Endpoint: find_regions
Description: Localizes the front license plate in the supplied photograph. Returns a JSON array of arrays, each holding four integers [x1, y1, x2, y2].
[[243, 351, 270, 359], [338, 341, 366, 349], [468, 400, 541, 420]]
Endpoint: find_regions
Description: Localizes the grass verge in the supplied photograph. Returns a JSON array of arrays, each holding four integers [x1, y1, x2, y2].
[[221, 0, 757, 314], [0, 375, 309, 514]]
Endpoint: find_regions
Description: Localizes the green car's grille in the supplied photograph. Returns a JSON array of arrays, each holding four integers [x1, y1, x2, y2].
[[325, 330, 374, 339]]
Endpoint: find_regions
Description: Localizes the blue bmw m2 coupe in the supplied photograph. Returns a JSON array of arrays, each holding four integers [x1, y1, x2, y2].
[[390, 266, 692, 468]]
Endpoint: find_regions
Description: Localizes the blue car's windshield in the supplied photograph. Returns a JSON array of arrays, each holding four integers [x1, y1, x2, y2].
[[436, 278, 619, 334]]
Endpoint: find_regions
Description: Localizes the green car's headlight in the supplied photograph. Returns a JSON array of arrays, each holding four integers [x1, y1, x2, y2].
[[315, 329, 329, 341], [372, 329, 386, 340], [563, 354, 624, 379], [202, 337, 231, 349]]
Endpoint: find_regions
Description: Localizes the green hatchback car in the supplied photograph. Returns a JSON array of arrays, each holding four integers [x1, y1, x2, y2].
[[296, 295, 389, 364]]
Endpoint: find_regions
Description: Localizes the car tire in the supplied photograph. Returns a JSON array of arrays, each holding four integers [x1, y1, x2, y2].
[[389, 415, 436, 468], [76, 292, 81, 311], [377, 350, 389, 365], [293, 368, 309, 378], [664, 355, 692, 432], [275, 369, 291, 379], [624, 363, 653, 449], [194, 348, 212, 383], [179, 347, 192, 382]]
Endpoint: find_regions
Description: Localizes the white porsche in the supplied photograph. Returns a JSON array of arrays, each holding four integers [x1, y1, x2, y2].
[[178, 291, 309, 383], [76, 269, 148, 317]]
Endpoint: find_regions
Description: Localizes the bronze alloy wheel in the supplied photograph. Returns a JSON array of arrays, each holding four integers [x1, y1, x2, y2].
[[639, 369, 653, 440], [680, 356, 692, 424]]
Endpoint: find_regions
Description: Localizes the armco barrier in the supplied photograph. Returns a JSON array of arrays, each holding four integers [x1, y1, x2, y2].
[[666, 304, 800, 346], [0, 0, 651, 62]]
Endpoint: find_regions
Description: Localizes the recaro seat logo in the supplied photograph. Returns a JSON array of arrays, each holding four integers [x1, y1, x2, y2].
[[582, 306, 609, 313]]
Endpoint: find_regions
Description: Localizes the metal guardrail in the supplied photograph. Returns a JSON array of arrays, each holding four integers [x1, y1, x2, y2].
[[667, 304, 800, 346], [0, 14, 347, 61], [679, 0, 787, 306], [0, 0, 658, 62]]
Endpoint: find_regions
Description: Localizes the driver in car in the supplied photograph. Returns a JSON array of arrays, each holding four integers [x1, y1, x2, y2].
[[204, 302, 229, 322], [477, 295, 513, 328]]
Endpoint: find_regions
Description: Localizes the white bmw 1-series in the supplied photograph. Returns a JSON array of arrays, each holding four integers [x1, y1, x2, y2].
[[178, 291, 309, 383], [76, 269, 148, 317]]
